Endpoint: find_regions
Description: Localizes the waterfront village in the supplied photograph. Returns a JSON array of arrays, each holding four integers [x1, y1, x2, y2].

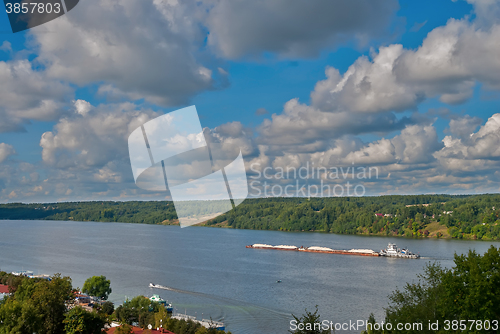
[[0, 270, 230, 334]]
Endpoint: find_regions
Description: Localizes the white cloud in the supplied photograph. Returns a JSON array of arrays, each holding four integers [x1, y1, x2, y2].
[[311, 45, 421, 113], [0, 41, 12, 53], [74, 99, 93, 116], [40, 102, 159, 168], [0, 60, 71, 132], [33, 0, 215, 106], [436, 113, 500, 165], [309, 9, 500, 115], [344, 139, 396, 165], [257, 98, 412, 153], [0, 143, 16, 163], [447, 115, 483, 140], [394, 19, 500, 92], [392, 124, 442, 164]]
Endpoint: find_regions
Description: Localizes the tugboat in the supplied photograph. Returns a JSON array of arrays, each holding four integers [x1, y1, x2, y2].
[[380, 243, 419, 259]]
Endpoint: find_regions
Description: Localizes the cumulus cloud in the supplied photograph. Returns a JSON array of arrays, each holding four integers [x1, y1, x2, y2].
[[33, 0, 215, 106], [393, 19, 500, 93], [40, 101, 159, 169], [258, 98, 412, 151], [0, 41, 12, 53], [0, 144, 16, 163], [435, 113, 500, 168], [74, 99, 93, 116], [0, 102, 173, 202], [0, 60, 72, 132], [447, 115, 483, 140], [308, 8, 500, 114], [205, 0, 399, 58], [311, 45, 422, 113], [260, 123, 441, 172]]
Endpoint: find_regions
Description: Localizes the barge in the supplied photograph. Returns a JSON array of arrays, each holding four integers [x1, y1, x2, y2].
[[246, 244, 379, 256], [246, 243, 419, 258]]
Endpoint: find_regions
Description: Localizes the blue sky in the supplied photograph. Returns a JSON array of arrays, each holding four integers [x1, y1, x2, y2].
[[0, 0, 500, 202]]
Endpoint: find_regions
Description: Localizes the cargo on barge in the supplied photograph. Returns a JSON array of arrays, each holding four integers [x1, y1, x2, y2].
[[246, 244, 380, 256]]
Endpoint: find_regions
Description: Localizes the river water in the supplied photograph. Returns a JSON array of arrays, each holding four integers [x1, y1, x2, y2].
[[0, 220, 499, 333]]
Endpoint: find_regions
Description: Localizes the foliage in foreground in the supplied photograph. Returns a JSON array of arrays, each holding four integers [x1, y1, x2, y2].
[[0, 273, 73, 334], [289, 305, 332, 334], [363, 245, 500, 334], [115, 296, 232, 334], [0, 272, 111, 334], [0, 270, 231, 334], [64, 306, 106, 334]]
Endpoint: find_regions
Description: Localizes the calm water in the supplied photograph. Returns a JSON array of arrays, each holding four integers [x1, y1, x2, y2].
[[1, 220, 499, 333]]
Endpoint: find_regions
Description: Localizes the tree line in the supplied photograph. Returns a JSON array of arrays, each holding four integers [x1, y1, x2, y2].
[[1, 193, 500, 240]]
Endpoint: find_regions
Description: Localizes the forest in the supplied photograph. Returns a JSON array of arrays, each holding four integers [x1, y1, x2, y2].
[[1, 193, 500, 240]]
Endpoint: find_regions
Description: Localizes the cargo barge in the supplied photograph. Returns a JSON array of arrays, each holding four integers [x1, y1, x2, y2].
[[246, 244, 379, 256], [246, 243, 419, 258]]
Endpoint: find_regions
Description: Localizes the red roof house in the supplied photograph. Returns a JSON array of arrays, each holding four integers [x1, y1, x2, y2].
[[0, 284, 10, 294]]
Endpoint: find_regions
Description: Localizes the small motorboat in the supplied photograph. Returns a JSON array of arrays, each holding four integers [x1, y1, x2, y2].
[[276, 280, 282, 283]]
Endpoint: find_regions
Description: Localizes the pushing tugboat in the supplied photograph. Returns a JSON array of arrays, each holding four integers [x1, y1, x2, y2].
[[379, 243, 420, 259]]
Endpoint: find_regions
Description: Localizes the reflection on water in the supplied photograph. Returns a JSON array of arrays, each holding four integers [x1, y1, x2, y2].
[[0, 220, 499, 333]]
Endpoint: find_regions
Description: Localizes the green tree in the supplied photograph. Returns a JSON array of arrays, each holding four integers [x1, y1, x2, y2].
[[439, 246, 500, 322], [64, 306, 106, 334], [115, 295, 160, 328], [384, 262, 446, 334], [289, 305, 332, 334], [101, 301, 114, 316], [0, 274, 73, 334], [369, 245, 500, 334], [82, 275, 112, 300]]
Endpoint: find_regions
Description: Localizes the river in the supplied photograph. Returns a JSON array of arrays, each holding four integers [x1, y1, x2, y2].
[[0, 220, 499, 333]]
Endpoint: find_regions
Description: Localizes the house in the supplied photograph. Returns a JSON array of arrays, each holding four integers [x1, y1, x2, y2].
[[375, 213, 384, 217], [0, 284, 10, 299], [106, 325, 176, 334]]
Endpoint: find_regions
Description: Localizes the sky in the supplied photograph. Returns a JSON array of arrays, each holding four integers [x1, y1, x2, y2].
[[0, 0, 500, 203]]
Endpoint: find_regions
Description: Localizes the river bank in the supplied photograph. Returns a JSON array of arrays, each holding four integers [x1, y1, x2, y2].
[[2, 194, 498, 241]]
